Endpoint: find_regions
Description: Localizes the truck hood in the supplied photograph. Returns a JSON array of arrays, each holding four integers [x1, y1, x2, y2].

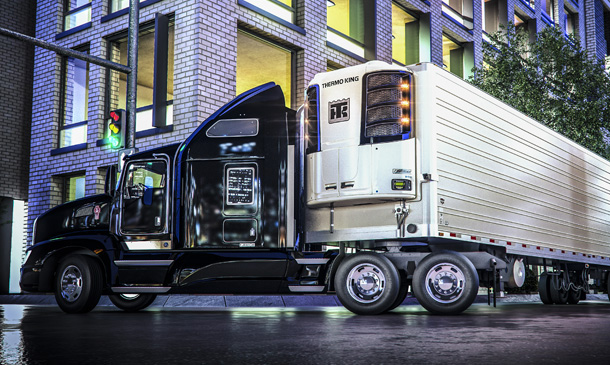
[[33, 194, 112, 244]]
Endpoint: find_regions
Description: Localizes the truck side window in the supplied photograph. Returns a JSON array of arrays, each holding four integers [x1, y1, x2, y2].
[[121, 160, 167, 233]]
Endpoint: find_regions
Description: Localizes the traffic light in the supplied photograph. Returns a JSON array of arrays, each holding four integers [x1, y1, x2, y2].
[[108, 109, 126, 149]]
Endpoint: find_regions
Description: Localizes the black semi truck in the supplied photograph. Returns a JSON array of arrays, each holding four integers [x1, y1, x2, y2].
[[21, 62, 610, 314]]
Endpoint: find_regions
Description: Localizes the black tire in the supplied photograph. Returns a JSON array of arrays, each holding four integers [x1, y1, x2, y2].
[[109, 293, 158, 312], [538, 272, 553, 305], [550, 276, 569, 304], [411, 251, 479, 315], [607, 272, 610, 303], [54, 255, 103, 314], [334, 252, 400, 315], [387, 283, 409, 312], [567, 289, 580, 304]]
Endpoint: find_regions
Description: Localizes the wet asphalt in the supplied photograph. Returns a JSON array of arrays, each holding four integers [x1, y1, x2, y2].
[[2, 300, 610, 365]]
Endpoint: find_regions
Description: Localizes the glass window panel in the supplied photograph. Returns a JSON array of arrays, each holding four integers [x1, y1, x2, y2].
[[64, 5, 91, 30], [64, 57, 89, 125], [245, 0, 294, 23], [67, 0, 90, 9], [327, 0, 364, 43], [60, 125, 87, 147], [392, 3, 417, 65], [236, 32, 292, 107], [442, 35, 463, 77], [110, 0, 145, 13], [66, 175, 86, 202], [111, 24, 174, 131], [61, 52, 89, 148]]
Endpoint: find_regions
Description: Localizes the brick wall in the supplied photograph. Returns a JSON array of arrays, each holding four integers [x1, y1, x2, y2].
[[0, 0, 36, 200]]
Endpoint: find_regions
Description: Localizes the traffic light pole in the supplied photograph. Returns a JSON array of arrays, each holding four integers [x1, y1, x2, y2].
[[0, 28, 130, 75], [125, 0, 139, 152]]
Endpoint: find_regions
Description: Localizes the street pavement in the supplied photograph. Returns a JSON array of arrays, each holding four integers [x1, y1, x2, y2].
[[2, 295, 610, 364]]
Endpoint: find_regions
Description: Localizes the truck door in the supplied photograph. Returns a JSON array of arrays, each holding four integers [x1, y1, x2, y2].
[[121, 158, 169, 235]]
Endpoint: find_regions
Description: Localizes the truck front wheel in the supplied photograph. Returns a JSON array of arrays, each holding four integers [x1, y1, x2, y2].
[[335, 253, 400, 315], [54, 255, 103, 314], [109, 294, 157, 312], [412, 251, 479, 314]]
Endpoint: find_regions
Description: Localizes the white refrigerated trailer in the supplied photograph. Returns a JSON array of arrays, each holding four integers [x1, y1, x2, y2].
[[303, 61, 610, 313]]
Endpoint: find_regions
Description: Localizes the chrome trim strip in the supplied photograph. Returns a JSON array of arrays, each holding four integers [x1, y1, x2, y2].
[[111, 287, 171, 293], [288, 285, 325, 293], [294, 258, 330, 265], [125, 241, 172, 250], [114, 260, 174, 267]]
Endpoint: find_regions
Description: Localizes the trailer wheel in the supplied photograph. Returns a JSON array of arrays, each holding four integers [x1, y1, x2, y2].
[[387, 283, 409, 312], [550, 277, 569, 304], [412, 251, 479, 314], [54, 255, 103, 314], [335, 253, 400, 315], [109, 294, 158, 312], [567, 289, 580, 304], [538, 272, 553, 304]]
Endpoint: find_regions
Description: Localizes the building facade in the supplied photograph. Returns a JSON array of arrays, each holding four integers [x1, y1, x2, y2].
[[22, 0, 610, 256], [0, 0, 36, 294]]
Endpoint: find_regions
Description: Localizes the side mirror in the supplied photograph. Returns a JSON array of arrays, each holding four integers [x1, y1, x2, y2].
[[105, 165, 118, 197]]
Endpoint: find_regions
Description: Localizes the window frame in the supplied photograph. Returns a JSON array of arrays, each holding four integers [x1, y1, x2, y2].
[[104, 15, 174, 136], [326, 0, 376, 60], [59, 44, 90, 149], [118, 155, 171, 236], [62, 172, 87, 203], [391, 2, 420, 66], [236, 29, 296, 109], [63, 0, 92, 31]]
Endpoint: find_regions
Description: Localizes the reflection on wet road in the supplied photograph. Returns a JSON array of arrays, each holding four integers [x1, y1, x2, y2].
[[2, 301, 610, 364]]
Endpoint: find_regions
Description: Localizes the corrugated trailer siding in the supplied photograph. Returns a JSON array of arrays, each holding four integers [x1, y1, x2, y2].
[[432, 68, 610, 257]]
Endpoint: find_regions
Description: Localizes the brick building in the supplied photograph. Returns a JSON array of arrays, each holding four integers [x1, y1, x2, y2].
[[0, 0, 36, 293], [5, 0, 610, 292]]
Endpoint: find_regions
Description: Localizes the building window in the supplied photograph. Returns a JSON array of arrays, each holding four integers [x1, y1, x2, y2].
[[65, 174, 86, 202], [236, 31, 292, 108], [64, 0, 92, 31], [242, 0, 296, 23], [542, 0, 555, 20], [110, 0, 145, 13], [327, 0, 375, 59], [564, 8, 576, 36], [443, 35, 464, 78], [107, 16, 174, 132], [442, 0, 473, 29], [482, 0, 506, 35], [392, 3, 420, 65], [60, 47, 89, 148]]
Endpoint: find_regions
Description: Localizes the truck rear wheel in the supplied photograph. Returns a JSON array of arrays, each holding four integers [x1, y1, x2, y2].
[[412, 251, 479, 314], [550, 277, 569, 304], [538, 273, 553, 304], [335, 253, 400, 315], [109, 294, 157, 312], [54, 255, 103, 314]]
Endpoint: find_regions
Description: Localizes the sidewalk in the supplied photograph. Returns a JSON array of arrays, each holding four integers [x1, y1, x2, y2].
[[4, 293, 606, 308]]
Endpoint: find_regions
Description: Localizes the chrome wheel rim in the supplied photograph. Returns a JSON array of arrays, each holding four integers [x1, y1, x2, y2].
[[425, 263, 466, 304], [346, 263, 386, 303], [119, 294, 140, 300], [60, 265, 83, 303]]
